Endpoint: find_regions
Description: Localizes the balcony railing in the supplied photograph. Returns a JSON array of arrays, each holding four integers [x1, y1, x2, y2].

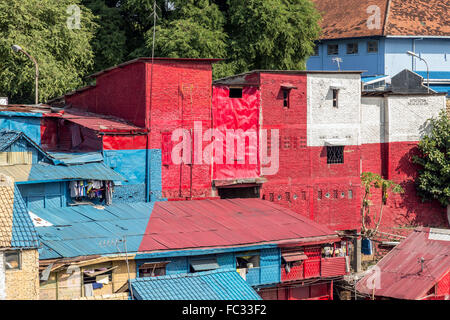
[[281, 256, 347, 282]]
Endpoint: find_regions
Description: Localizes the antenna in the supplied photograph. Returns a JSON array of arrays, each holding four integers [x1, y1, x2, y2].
[[332, 57, 343, 71]]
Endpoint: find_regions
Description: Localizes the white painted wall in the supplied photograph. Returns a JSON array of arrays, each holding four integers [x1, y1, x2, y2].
[[361, 97, 386, 144], [385, 95, 446, 143], [307, 73, 362, 147], [0, 252, 5, 300]]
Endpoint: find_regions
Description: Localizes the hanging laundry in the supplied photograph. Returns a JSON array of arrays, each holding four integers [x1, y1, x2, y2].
[[84, 283, 94, 297], [92, 282, 103, 290], [69, 181, 78, 197]]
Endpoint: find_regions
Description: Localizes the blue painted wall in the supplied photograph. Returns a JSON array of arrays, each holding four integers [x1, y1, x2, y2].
[[136, 248, 282, 287], [0, 113, 42, 145], [18, 181, 67, 210], [104, 149, 163, 203], [307, 37, 450, 77]]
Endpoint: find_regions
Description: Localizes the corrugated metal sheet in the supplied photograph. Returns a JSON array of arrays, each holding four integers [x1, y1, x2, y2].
[[0, 162, 126, 183], [131, 269, 262, 300], [47, 152, 103, 165], [356, 227, 450, 300]]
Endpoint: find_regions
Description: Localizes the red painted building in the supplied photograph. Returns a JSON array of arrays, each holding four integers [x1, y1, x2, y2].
[[212, 70, 448, 236], [60, 58, 221, 201]]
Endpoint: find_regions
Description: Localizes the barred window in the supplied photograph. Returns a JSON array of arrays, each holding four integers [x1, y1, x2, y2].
[[327, 146, 344, 164]]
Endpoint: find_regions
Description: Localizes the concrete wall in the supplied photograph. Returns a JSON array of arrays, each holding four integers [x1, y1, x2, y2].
[[3, 249, 39, 300]]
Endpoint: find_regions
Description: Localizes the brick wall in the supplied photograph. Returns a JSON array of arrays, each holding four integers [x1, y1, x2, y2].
[[5, 249, 39, 300]]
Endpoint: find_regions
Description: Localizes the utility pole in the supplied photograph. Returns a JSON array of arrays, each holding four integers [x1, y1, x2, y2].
[[11, 45, 39, 104]]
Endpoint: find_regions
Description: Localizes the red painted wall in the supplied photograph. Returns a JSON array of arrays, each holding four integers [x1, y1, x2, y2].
[[145, 61, 214, 199], [212, 86, 260, 180]]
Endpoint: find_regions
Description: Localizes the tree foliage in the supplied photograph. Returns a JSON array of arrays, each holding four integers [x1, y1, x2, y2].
[[413, 110, 450, 207], [227, 0, 321, 72], [360, 172, 404, 238], [0, 0, 96, 103], [82, 0, 127, 72]]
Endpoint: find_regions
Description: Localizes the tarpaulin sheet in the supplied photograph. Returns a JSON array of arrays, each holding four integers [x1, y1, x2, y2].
[[102, 135, 147, 150], [212, 86, 260, 180]]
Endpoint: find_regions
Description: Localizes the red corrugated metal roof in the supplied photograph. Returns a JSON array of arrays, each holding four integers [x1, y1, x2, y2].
[[138, 198, 339, 253], [45, 109, 146, 133], [356, 227, 450, 300]]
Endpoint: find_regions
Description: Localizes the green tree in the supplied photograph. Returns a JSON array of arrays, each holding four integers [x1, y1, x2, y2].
[[227, 0, 321, 73], [82, 0, 127, 72], [0, 0, 96, 103], [413, 110, 450, 208], [360, 172, 404, 238], [140, 0, 230, 78]]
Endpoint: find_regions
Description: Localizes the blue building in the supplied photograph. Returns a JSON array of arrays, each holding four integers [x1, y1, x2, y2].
[[34, 199, 350, 300], [0, 130, 126, 210], [308, 0, 450, 84]]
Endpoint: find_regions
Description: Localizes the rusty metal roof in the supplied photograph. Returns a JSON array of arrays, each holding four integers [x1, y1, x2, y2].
[[312, 0, 450, 40], [356, 227, 450, 300]]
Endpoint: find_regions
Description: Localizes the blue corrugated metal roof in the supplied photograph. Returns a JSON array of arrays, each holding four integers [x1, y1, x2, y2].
[[34, 202, 154, 259], [131, 269, 262, 300], [362, 75, 389, 84], [429, 85, 450, 95], [0, 162, 126, 183], [11, 185, 39, 248]]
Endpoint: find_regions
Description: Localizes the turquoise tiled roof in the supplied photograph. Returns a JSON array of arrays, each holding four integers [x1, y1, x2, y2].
[[131, 269, 262, 300]]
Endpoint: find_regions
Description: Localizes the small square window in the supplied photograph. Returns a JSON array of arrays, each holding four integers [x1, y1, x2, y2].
[[312, 45, 319, 56], [367, 41, 378, 53], [346, 43, 358, 54], [327, 44, 339, 55], [332, 89, 339, 107], [229, 88, 243, 98], [4, 251, 21, 270], [283, 89, 290, 108], [327, 146, 344, 164]]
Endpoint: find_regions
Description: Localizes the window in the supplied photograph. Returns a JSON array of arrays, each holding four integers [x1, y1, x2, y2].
[[83, 267, 114, 284], [318, 190, 322, 200], [367, 41, 378, 53], [4, 251, 21, 270], [312, 45, 319, 56], [236, 254, 260, 269], [332, 89, 339, 107], [346, 43, 358, 54], [283, 89, 290, 108], [327, 44, 339, 55], [229, 88, 243, 98], [269, 193, 274, 202], [327, 146, 344, 164], [348, 190, 353, 199], [285, 192, 290, 202], [138, 262, 167, 278], [190, 258, 219, 273]]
